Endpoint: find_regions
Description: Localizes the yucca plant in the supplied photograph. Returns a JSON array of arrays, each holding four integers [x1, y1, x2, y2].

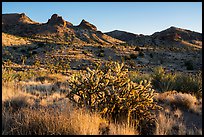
[[151, 66, 176, 92], [68, 61, 162, 132]]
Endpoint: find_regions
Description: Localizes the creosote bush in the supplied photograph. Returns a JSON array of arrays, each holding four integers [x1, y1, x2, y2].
[[68, 61, 162, 132]]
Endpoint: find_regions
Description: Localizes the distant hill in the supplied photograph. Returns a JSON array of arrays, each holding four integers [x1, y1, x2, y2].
[[105, 27, 202, 48], [2, 13, 202, 48], [2, 13, 124, 45]]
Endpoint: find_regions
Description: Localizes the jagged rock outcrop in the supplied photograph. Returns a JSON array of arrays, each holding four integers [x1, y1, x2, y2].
[[47, 14, 73, 27], [78, 19, 97, 31]]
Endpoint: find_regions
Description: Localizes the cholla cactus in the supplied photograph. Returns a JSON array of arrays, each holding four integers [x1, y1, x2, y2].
[[68, 61, 161, 128]]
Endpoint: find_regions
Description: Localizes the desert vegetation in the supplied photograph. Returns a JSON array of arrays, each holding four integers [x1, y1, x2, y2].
[[2, 13, 202, 135], [2, 56, 202, 135]]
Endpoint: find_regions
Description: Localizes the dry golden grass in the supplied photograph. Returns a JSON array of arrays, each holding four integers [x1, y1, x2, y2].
[[109, 123, 137, 135], [2, 80, 202, 135], [2, 82, 138, 135], [155, 109, 202, 135], [154, 91, 202, 115], [2, 100, 137, 135], [155, 110, 186, 135]]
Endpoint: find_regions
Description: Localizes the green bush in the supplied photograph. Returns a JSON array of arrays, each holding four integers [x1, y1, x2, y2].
[[129, 71, 151, 83], [174, 72, 202, 98], [184, 60, 194, 70], [2, 68, 45, 82], [130, 53, 138, 59], [68, 61, 161, 129], [39, 56, 70, 74], [151, 66, 176, 92], [97, 52, 105, 57]]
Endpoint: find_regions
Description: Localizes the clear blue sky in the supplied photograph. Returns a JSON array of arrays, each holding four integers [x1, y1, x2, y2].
[[2, 2, 202, 35]]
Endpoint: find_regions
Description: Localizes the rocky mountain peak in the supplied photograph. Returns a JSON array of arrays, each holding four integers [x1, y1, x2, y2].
[[2, 13, 36, 25], [47, 14, 67, 27], [78, 19, 97, 31]]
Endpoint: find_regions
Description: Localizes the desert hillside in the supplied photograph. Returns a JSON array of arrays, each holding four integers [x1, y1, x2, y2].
[[105, 26, 202, 48], [2, 13, 124, 45], [2, 12, 202, 135]]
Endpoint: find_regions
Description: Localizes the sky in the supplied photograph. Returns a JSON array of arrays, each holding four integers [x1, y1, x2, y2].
[[2, 2, 202, 35]]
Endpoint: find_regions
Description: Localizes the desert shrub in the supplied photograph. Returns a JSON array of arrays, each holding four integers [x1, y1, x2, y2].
[[43, 56, 70, 74], [97, 52, 105, 57], [37, 42, 45, 47], [99, 49, 105, 53], [98, 45, 102, 49], [12, 46, 18, 50], [3, 96, 31, 113], [30, 50, 38, 56], [184, 60, 194, 70], [138, 52, 144, 57], [129, 71, 151, 83], [151, 66, 176, 92], [149, 53, 153, 58], [123, 55, 131, 60], [174, 72, 202, 98], [68, 61, 161, 132], [2, 66, 47, 82], [120, 43, 129, 47], [130, 53, 138, 59], [20, 49, 26, 54], [154, 91, 202, 115], [134, 46, 141, 51], [82, 50, 89, 55], [2, 68, 16, 82]]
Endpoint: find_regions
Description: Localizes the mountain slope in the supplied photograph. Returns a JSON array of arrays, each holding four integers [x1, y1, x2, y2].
[[2, 13, 124, 45], [105, 27, 202, 48]]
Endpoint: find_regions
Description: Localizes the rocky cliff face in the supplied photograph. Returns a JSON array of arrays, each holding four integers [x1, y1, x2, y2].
[[47, 14, 73, 27]]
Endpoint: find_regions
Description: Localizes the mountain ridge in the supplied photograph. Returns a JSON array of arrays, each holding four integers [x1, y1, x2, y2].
[[2, 13, 202, 48], [105, 27, 202, 48], [2, 13, 124, 45]]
